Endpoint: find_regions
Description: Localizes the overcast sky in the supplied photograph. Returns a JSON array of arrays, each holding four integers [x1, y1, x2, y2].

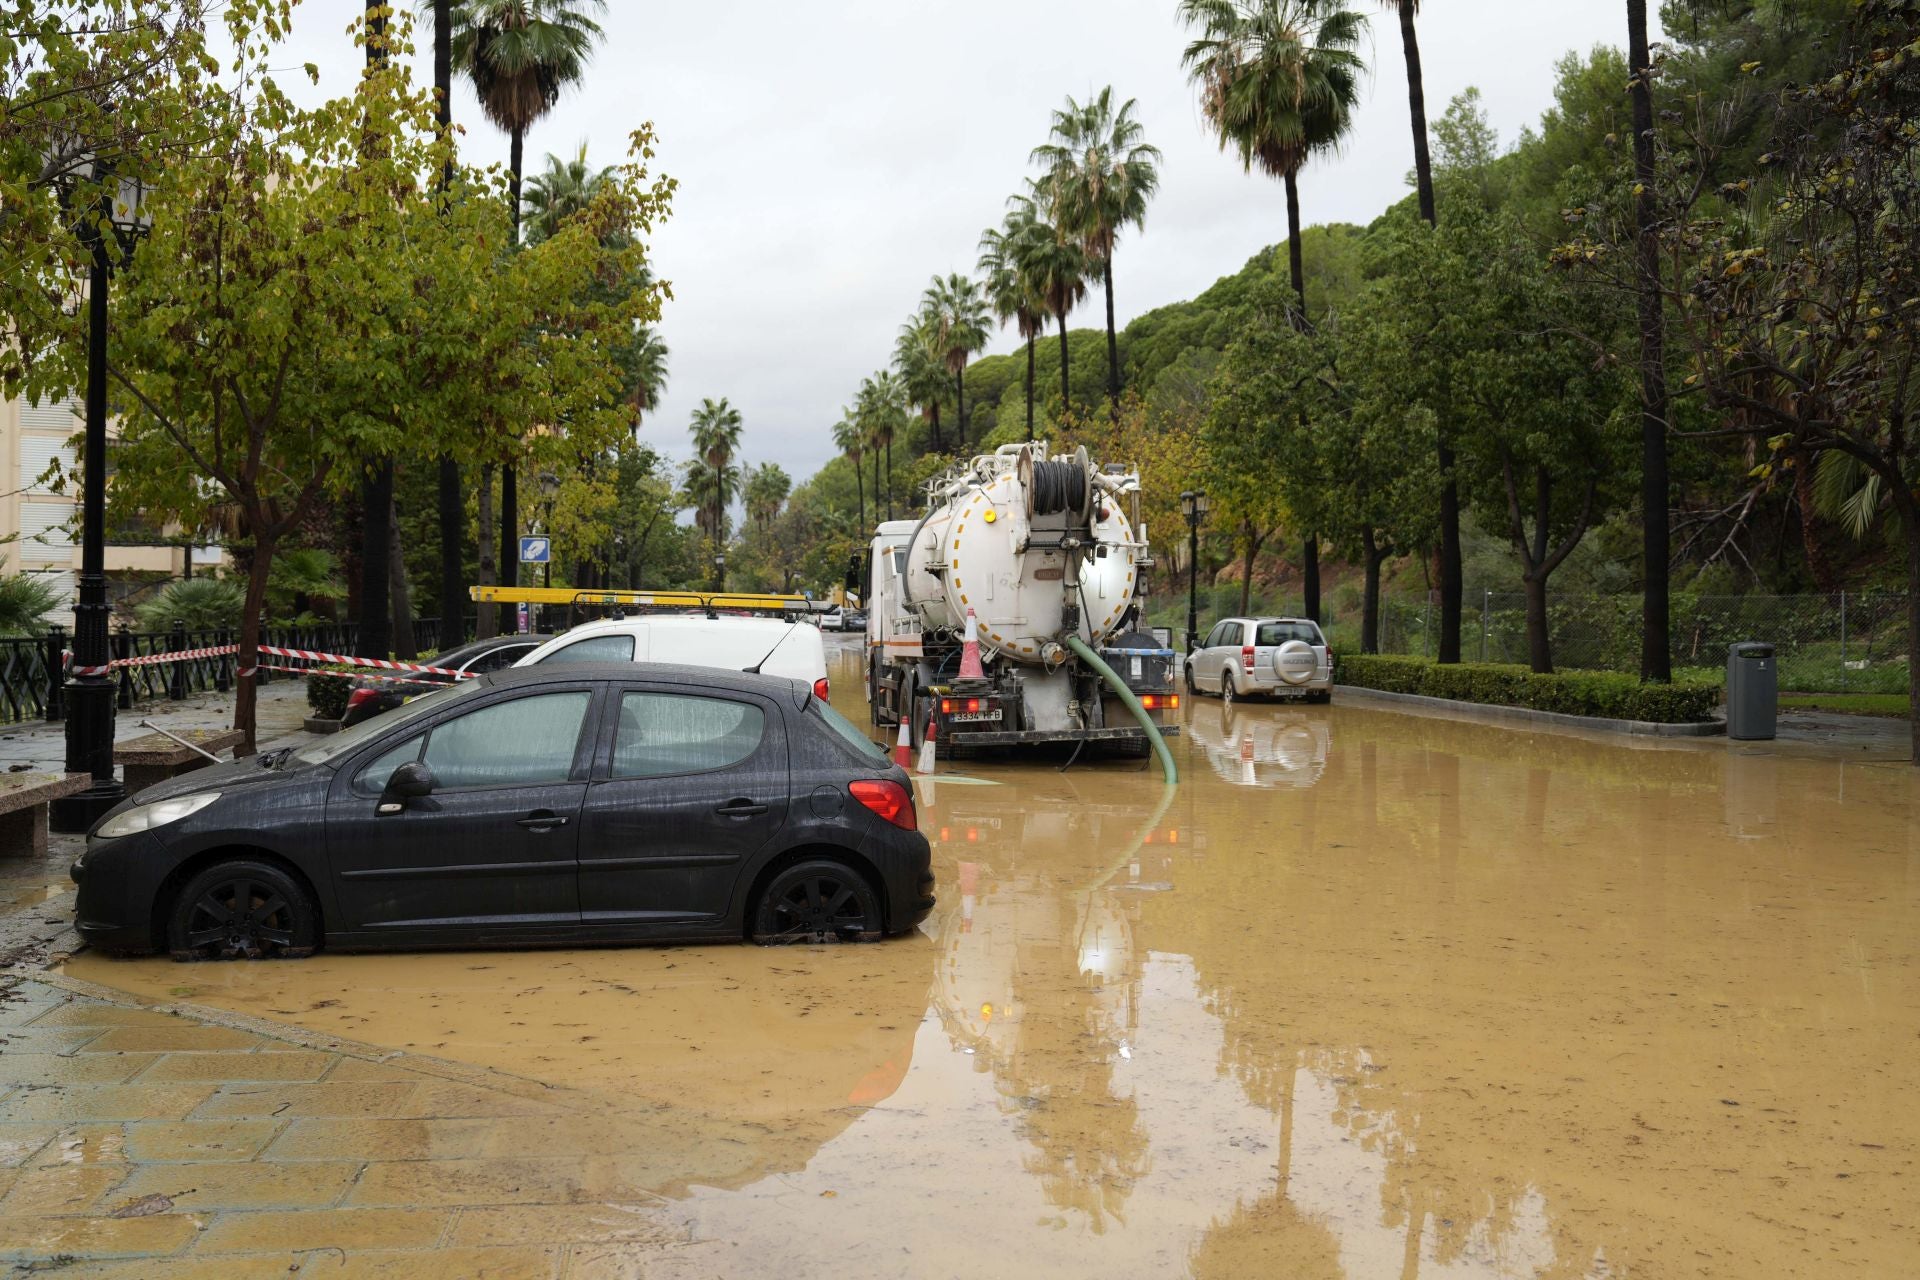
[[275, 1, 1662, 487]]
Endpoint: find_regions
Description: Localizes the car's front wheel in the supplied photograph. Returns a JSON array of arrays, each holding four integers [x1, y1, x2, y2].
[[752, 859, 883, 945], [167, 860, 319, 962]]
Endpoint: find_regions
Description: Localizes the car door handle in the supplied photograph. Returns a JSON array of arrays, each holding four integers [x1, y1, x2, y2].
[[517, 811, 570, 832], [715, 799, 768, 818]]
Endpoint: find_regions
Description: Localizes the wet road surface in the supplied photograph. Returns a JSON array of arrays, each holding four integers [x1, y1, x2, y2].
[[58, 644, 1920, 1278]]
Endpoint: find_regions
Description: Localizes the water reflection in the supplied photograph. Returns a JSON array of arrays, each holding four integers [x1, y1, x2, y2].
[[1184, 699, 1333, 789]]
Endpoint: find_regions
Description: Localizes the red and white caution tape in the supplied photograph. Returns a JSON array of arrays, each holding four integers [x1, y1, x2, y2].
[[110, 643, 242, 669], [253, 647, 474, 680], [63, 641, 475, 684]]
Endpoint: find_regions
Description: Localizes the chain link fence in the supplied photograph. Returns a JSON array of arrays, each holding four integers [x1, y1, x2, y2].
[[1352, 590, 1910, 692]]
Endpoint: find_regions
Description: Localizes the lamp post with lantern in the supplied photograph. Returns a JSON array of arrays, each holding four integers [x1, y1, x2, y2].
[[43, 141, 152, 831], [1179, 489, 1209, 658]]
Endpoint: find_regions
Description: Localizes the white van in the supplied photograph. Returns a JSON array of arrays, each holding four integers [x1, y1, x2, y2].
[[514, 615, 832, 699]]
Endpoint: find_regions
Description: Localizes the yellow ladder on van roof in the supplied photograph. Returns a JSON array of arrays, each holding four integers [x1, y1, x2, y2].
[[468, 585, 813, 614]]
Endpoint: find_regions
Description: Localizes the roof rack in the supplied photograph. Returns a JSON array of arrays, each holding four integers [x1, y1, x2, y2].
[[468, 585, 817, 619]]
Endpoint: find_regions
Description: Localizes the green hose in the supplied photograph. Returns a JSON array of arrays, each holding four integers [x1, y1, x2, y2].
[[1065, 634, 1178, 786]]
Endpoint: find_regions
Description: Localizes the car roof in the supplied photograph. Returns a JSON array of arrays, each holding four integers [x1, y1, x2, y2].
[[479, 660, 811, 706], [549, 615, 794, 636], [1234, 617, 1321, 626]]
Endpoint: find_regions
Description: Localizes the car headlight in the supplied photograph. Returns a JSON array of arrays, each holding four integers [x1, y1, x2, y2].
[[96, 792, 222, 840]]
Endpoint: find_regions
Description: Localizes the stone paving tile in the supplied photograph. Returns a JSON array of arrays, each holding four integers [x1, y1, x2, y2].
[[191, 1206, 452, 1254], [190, 1080, 420, 1119], [324, 1057, 423, 1083], [84, 1024, 270, 1053], [0, 1162, 128, 1214], [31, 1122, 129, 1165], [0, 1051, 158, 1085], [0, 1024, 109, 1052], [449, 1203, 676, 1248], [122, 1119, 282, 1163], [0, 1122, 55, 1167], [348, 1157, 673, 1208], [27, 1002, 188, 1027], [0, 1208, 200, 1259], [112, 1159, 360, 1210], [0, 1082, 217, 1121], [265, 1116, 494, 1162], [62, 1244, 566, 1279], [140, 1049, 338, 1083]]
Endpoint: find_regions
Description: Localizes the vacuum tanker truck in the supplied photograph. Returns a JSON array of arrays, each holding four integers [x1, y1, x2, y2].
[[861, 442, 1179, 755]]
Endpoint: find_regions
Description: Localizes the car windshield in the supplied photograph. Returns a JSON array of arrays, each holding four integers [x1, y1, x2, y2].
[[290, 677, 487, 767], [1256, 621, 1323, 646], [812, 699, 888, 761]]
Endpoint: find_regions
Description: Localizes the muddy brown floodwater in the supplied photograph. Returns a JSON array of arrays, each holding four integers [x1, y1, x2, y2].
[[69, 644, 1920, 1278]]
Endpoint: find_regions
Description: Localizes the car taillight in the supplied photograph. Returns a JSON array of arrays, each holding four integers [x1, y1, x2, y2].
[[1241, 645, 1255, 672], [850, 778, 917, 830], [1137, 694, 1180, 710], [346, 687, 380, 709], [813, 677, 830, 700]]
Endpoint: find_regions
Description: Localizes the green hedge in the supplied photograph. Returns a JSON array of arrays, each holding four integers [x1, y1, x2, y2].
[[1338, 654, 1723, 724], [305, 665, 359, 720]]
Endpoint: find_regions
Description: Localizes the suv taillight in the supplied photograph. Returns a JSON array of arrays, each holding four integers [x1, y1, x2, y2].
[[1241, 645, 1255, 672], [813, 677, 830, 700], [850, 778, 917, 830], [346, 687, 380, 709]]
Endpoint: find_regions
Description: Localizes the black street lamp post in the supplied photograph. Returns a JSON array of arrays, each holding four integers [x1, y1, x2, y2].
[[1179, 489, 1209, 656], [46, 144, 150, 832]]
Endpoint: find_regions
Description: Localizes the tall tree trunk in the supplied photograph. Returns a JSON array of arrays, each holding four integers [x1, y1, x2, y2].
[[232, 527, 277, 754], [1057, 310, 1071, 407], [1283, 169, 1306, 322], [1438, 437, 1462, 663], [433, 0, 452, 186], [1025, 332, 1036, 440], [358, 462, 392, 658], [1896, 485, 1920, 763], [1103, 257, 1120, 420], [929, 404, 943, 455], [475, 463, 498, 639], [1523, 570, 1553, 674], [1629, 0, 1672, 681], [1302, 534, 1320, 622], [1791, 447, 1839, 593], [853, 454, 865, 533], [885, 437, 894, 519], [499, 461, 517, 613], [954, 367, 966, 452], [388, 492, 416, 659], [1397, 1, 1436, 228], [1361, 525, 1384, 653], [872, 450, 881, 532], [1239, 522, 1262, 616], [437, 455, 462, 642]]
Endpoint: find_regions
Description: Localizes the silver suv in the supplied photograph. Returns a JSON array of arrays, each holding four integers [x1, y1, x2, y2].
[[1185, 617, 1332, 705]]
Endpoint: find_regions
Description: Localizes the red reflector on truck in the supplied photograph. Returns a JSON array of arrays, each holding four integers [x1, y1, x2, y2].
[[850, 779, 917, 830]]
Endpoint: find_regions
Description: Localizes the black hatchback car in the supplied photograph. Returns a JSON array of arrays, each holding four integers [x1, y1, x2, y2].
[[339, 634, 549, 727], [72, 664, 934, 958]]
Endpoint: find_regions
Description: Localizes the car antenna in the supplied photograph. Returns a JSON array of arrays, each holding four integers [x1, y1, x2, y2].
[[743, 629, 790, 676]]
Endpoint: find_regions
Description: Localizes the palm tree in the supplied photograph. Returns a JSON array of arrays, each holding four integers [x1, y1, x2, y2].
[[894, 311, 950, 455], [833, 410, 867, 532], [1179, 0, 1367, 320], [923, 274, 991, 452], [979, 205, 1048, 441], [1628, 0, 1670, 681], [1031, 87, 1162, 419], [448, 0, 607, 599], [858, 371, 909, 520], [623, 324, 669, 434], [1011, 187, 1090, 410], [743, 463, 791, 534], [688, 397, 743, 586], [521, 141, 612, 242], [428, 0, 467, 639], [1382, 1, 1436, 227]]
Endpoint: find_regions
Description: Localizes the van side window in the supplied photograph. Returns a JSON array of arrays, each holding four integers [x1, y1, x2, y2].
[[539, 635, 634, 665]]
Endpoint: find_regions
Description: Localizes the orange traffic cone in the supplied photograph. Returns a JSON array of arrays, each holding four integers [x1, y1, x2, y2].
[[917, 714, 938, 774], [893, 716, 913, 769], [958, 607, 985, 680]]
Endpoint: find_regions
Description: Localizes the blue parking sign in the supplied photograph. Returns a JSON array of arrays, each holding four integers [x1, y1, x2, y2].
[[519, 536, 551, 564]]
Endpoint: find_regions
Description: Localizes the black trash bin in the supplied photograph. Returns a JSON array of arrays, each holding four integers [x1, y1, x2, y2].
[[1726, 642, 1777, 741]]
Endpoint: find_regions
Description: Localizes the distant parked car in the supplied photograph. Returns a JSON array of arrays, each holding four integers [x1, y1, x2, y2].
[[516, 615, 832, 701], [842, 609, 867, 633], [340, 635, 549, 728], [71, 663, 934, 958], [1185, 617, 1332, 706]]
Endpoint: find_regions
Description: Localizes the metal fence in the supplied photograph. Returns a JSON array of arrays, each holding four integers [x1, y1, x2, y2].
[[1348, 591, 1910, 692], [0, 617, 461, 727]]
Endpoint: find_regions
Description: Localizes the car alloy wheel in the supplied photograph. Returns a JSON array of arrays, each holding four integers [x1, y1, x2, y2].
[[753, 859, 882, 945], [168, 860, 319, 961], [1222, 674, 1236, 710]]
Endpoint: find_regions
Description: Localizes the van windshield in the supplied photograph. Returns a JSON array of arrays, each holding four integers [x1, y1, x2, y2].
[[1256, 621, 1323, 646]]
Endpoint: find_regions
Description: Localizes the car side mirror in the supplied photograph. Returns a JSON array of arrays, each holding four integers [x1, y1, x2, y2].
[[378, 761, 436, 814]]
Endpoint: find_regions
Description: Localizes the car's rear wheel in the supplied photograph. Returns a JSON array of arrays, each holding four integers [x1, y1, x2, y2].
[[752, 860, 883, 945], [167, 860, 319, 962], [1222, 673, 1237, 710]]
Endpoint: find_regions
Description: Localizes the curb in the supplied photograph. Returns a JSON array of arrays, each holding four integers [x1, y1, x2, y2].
[[1333, 684, 1727, 738]]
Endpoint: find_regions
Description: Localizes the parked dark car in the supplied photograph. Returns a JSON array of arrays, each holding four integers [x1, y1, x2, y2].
[[339, 634, 549, 727], [71, 664, 934, 958]]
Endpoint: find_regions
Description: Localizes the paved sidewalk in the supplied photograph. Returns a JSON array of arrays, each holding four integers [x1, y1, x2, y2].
[[0, 972, 719, 1277], [0, 684, 312, 775]]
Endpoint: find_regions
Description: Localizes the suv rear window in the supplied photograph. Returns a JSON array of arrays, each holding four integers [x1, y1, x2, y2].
[[1256, 621, 1323, 646], [812, 700, 889, 762]]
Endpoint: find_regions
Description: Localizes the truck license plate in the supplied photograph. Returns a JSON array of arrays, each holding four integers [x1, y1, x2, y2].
[[950, 710, 1002, 723]]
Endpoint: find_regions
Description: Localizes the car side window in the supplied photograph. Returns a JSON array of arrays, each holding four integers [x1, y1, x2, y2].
[[465, 645, 533, 674], [1204, 622, 1232, 649], [421, 691, 593, 789], [611, 692, 764, 779], [354, 734, 423, 795], [539, 635, 634, 664]]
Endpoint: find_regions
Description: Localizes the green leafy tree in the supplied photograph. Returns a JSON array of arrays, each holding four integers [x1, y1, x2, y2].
[[688, 397, 743, 585], [1031, 87, 1162, 418], [893, 311, 951, 456], [922, 273, 992, 453], [832, 410, 867, 532], [522, 142, 613, 242], [135, 578, 247, 632], [978, 204, 1049, 441], [856, 371, 909, 520], [0, 574, 65, 637], [1009, 188, 1090, 410]]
